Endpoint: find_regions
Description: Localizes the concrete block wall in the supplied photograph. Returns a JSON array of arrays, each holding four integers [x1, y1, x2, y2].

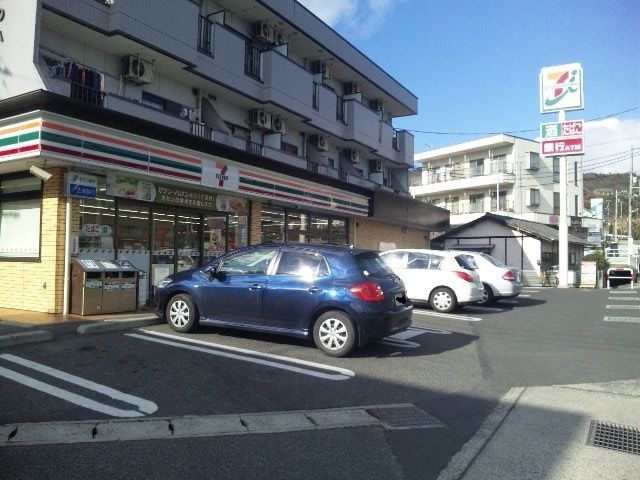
[[0, 167, 67, 313], [353, 218, 429, 251]]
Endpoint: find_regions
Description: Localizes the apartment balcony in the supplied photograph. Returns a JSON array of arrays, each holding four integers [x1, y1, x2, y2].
[[410, 164, 516, 196], [261, 50, 314, 115]]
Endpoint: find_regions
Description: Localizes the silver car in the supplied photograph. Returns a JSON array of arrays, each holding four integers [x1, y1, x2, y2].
[[456, 251, 522, 305]]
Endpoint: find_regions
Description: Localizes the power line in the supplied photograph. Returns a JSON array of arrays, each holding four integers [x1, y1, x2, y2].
[[405, 106, 640, 136]]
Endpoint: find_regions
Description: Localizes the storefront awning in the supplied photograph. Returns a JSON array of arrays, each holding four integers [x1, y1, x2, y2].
[[371, 190, 449, 230]]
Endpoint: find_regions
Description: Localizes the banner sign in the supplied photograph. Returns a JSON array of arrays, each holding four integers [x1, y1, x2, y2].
[[540, 63, 584, 113], [580, 261, 597, 288], [540, 120, 584, 157], [66, 171, 97, 199], [106, 174, 247, 214]]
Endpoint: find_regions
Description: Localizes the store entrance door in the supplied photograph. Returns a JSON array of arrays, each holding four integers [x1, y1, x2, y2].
[[152, 208, 176, 297]]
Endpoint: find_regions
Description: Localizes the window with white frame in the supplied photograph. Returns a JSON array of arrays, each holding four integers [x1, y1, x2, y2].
[[526, 188, 540, 207], [0, 175, 43, 259]]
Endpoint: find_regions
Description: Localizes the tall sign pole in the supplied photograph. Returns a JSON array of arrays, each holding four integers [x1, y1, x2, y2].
[[540, 63, 584, 287]]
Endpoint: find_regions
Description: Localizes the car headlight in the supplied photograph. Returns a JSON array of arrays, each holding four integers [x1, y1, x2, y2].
[[156, 279, 172, 289]]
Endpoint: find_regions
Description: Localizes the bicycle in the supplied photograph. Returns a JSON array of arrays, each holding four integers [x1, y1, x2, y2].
[[540, 268, 559, 287]]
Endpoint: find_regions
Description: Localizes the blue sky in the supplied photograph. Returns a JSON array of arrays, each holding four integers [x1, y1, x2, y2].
[[300, 0, 640, 173]]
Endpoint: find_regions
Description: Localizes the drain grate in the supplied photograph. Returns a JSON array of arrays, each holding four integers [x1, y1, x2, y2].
[[367, 406, 445, 430], [586, 420, 640, 455]]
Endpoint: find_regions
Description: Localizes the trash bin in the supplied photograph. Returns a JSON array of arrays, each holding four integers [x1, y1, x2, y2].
[[70, 259, 105, 315], [115, 260, 138, 312]]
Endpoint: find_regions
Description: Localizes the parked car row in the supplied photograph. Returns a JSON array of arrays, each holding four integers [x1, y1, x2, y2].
[[156, 244, 521, 357]]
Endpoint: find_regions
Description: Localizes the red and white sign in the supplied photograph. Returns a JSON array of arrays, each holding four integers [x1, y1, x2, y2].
[[540, 137, 584, 156]]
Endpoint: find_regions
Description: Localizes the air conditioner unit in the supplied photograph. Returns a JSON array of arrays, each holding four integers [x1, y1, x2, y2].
[[371, 99, 383, 111], [271, 116, 287, 134], [273, 29, 286, 46], [311, 61, 330, 79], [345, 149, 360, 164], [344, 81, 360, 95], [313, 134, 329, 151], [369, 159, 383, 172], [249, 109, 272, 130], [122, 55, 153, 84], [253, 21, 273, 43]]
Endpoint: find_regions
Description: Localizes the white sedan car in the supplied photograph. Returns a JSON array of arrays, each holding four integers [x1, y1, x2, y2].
[[455, 251, 522, 305], [379, 249, 483, 313]]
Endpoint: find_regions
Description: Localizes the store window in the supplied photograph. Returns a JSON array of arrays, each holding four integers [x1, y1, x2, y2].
[[78, 177, 116, 258], [261, 206, 285, 243], [0, 175, 42, 259], [286, 211, 309, 243]]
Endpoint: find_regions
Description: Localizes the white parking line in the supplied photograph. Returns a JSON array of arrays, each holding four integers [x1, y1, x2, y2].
[[413, 310, 482, 321], [605, 305, 640, 310], [608, 297, 640, 301], [129, 331, 354, 381], [604, 316, 640, 323], [607, 291, 637, 294], [0, 354, 157, 418]]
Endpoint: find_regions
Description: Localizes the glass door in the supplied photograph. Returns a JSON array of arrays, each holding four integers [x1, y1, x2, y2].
[[116, 202, 151, 305], [177, 211, 202, 272], [152, 208, 176, 293]]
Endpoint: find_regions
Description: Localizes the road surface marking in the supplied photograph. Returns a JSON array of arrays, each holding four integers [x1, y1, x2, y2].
[[129, 331, 354, 381], [519, 294, 531, 298], [0, 354, 157, 418], [605, 305, 640, 310], [608, 297, 640, 301], [413, 310, 482, 321], [604, 316, 640, 324], [607, 291, 637, 294]]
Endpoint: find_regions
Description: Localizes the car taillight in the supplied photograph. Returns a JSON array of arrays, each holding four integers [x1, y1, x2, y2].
[[502, 270, 516, 281], [454, 271, 474, 283], [350, 282, 384, 302]]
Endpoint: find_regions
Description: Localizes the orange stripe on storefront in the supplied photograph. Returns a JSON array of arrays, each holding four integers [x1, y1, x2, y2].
[[0, 120, 42, 136]]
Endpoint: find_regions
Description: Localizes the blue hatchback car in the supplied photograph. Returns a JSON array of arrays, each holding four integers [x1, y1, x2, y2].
[[155, 243, 413, 357]]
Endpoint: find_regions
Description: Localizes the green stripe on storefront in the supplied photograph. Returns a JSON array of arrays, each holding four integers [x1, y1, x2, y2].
[[83, 140, 149, 163], [41, 131, 84, 148], [149, 155, 201, 174], [0, 131, 40, 147]]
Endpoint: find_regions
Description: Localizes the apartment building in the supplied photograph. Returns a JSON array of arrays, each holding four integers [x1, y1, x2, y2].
[[0, 0, 448, 313], [410, 135, 583, 226]]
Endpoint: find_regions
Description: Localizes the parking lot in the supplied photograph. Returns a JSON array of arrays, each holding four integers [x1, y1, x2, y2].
[[2, 285, 640, 479]]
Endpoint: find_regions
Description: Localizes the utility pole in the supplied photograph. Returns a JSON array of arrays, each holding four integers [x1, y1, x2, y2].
[[615, 189, 619, 243], [630, 147, 636, 266]]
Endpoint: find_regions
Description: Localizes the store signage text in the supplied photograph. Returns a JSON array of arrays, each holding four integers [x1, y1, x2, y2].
[[81, 224, 113, 237], [540, 120, 584, 156], [66, 171, 98, 199]]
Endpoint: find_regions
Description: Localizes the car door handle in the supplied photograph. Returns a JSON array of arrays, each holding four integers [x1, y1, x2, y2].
[[249, 284, 263, 291], [307, 286, 320, 293]]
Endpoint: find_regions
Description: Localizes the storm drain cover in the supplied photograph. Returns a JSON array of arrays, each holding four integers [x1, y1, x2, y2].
[[367, 406, 445, 430], [586, 420, 640, 455]]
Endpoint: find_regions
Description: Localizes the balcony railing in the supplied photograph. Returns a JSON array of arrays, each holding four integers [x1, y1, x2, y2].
[[491, 199, 515, 212], [469, 165, 484, 177], [336, 97, 346, 123], [244, 42, 262, 79], [307, 161, 319, 174], [490, 160, 514, 174], [71, 83, 105, 107], [197, 15, 214, 55], [246, 140, 262, 156], [190, 122, 212, 140], [468, 201, 485, 213], [338, 170, 349, 181]]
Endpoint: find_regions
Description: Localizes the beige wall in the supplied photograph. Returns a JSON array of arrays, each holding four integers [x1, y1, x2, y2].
[[0, 168, 68, 313], [353, 218, 430, 251]]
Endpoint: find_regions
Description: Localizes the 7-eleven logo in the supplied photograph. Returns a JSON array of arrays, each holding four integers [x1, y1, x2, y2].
[[540, 63, 583, 112]]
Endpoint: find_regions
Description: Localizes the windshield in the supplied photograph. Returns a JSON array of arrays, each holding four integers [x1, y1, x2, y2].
[[355, 252, 394, 277]]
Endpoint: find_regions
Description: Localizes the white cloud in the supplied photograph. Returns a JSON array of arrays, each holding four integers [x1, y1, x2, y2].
[[298, 0, 403, 37], [583, 118, 640, 174]]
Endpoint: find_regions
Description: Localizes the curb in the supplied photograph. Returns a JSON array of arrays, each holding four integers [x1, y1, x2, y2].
[[77, 316, 161, 335], [436, 387, 525, 480], [0, 330, 54, 347]]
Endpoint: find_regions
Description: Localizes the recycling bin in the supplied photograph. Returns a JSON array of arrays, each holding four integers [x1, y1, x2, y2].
[[115, 260, 138, 312], [70, 259, 105, 315], [101, 269, 122, 314]]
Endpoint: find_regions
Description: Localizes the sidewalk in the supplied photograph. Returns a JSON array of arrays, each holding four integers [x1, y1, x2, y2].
[[441, 380, 640, 480], [0, 307, 160, 346]]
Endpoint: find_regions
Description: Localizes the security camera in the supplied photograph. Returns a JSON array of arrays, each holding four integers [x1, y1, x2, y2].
[[29, 165, 53, 182]]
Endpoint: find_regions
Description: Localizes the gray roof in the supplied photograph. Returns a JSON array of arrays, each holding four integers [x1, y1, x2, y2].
[[437, 213, 592, 245]]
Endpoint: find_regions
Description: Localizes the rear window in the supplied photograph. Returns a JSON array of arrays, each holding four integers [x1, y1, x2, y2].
[[355, 252, 394, 278], [481, 253, 506, 267], [455, 255, 475, 271]]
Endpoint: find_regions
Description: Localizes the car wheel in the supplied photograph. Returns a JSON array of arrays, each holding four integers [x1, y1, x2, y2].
[[430, 287, 457, 313], [313, 311, 356, 357], [166, 294, 198, 333], [478, 283, 494, 305]]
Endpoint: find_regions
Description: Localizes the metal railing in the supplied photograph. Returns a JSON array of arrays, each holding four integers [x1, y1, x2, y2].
[[244, 42, 262, 79], [246, 140, 262, 156], [491, 199, 515, 211], [336, 97, 346, 123], [490, 160, 514, 174], [307, 161, 319, 173], [468, 201, 485, 213], [190, 122, 212, 140], [338, 170, 349, 181], [70, 83, 104, 107], [197, 15, 214, 55]]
